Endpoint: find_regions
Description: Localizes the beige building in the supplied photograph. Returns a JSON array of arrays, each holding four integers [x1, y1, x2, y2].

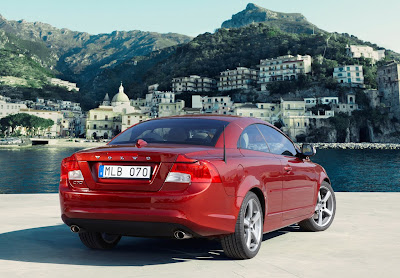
[[158, 100, 185, 117], [172, 76, 216, 93], [121, 113, 150, 131], [333, 65, 364, 87], [259, 55, 312, 91], [346, 45, 385, 63], [377, 61, 400, 116], [234, 103, 281, 123], [218, 67, 258, 91], [333, 94, 358, 115], [20, 109, 63, 137], [280, 99, 309, 139]]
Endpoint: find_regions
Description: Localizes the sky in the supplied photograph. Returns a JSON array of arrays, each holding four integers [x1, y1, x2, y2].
[[1, 0, 399, 52]]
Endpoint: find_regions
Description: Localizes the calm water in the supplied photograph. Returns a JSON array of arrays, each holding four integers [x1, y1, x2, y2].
[[0, 147, 399, 193]]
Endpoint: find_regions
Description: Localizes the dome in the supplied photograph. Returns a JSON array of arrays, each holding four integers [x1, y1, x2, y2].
[[111, 83, 130, 104]]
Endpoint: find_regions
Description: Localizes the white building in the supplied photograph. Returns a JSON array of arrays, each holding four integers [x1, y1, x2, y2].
[[49, 78, 80, 92], [333, 65, 364, 86], [346, 45, 385, 63], [192, 95, 234, 114], [259, 55, 312, 91], [172, 76, 216, 93], [333, 94, 359, 115], [218, 67, 258, 91], [0, 96, 27, 118]]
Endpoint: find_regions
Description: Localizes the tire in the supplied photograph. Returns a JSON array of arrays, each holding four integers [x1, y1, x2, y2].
[[221, 191, 263, 259], [78, 231, 121, 250], [299, 181, 336, 232]]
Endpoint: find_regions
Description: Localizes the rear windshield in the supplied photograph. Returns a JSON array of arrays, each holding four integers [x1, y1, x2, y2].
[[109, 118, 229, 146]]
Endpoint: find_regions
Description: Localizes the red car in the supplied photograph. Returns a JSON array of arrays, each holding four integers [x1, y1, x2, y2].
[[59, 115, 336, 259]]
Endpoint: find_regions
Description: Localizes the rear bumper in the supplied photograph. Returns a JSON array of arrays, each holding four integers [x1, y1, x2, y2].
[[59, 182, 241, 237]]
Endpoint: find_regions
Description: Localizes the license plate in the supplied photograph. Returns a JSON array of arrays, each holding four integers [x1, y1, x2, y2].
[[99, 165, 151, 179]]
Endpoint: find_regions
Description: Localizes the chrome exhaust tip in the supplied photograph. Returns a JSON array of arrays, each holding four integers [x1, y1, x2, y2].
[[174, 230, 192, 239], [70, 225, 80, 233]]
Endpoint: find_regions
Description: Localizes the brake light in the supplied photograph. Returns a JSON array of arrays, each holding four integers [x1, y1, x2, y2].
[[166, 155, 222, 184], [60, 155, 87, 188]]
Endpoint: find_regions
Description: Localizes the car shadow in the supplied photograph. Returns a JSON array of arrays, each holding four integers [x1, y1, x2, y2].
[[0, 224, 300, 266]]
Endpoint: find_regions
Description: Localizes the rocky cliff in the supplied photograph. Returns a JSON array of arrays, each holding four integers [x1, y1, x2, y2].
[[221, 3, 321, 34]]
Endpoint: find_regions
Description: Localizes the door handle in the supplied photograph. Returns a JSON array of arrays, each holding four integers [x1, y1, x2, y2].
[[284, 166, 292, 172]]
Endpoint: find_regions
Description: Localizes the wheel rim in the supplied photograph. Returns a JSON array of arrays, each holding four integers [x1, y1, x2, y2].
[[313, 186, 334, 227], [243, 199, 262, 252], [101, 233, 120, 244]]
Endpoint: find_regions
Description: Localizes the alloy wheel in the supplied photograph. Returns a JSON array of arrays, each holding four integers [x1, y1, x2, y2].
[[243, 199, 262, 251], [313, 185, 335, 227]]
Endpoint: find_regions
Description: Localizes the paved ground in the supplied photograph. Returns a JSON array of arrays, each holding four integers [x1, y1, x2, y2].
[[0, 193, 399, 278]]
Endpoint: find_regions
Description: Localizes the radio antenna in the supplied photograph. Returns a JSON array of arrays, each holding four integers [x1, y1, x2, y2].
[[223, 125, 227, 163]]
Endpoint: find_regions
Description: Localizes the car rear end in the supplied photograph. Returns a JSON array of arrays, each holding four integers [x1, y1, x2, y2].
[[59, 118, 239, 238]]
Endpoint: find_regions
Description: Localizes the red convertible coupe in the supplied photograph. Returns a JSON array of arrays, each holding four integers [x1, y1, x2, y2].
[[59, 115, 336, 259]]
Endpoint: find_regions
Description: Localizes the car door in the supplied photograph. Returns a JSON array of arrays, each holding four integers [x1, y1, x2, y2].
[[237, 125, 283, 232], [256, 124, 317, 221]]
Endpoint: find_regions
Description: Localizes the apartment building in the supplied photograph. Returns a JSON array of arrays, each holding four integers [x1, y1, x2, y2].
[[346, 45, 385, 63], [218, 67, 258, 91], [280, 99, 309, 139], [259, 55, 312, 91], [172, 76, 216, 93], [49, 78, 80, 92], [333, 65, 364, 86], [158, 100, 185, 117]]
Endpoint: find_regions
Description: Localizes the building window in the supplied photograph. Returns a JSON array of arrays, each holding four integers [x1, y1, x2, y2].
[[105, 115, 108, 120], [93, 124, 97, 129], [105, 124, 108, 128], [94, 115, 97, 120]]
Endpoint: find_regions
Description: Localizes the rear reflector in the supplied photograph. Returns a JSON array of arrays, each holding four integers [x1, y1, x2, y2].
[[68, 170, 84, 181], [165, 172, 191, 183]]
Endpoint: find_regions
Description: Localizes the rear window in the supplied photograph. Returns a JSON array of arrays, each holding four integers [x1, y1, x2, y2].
[[109, 118, 229, 146]]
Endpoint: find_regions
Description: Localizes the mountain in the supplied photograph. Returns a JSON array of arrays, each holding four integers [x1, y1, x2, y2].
[[0, 14, 192, 86], [221, 3, 322, 35]]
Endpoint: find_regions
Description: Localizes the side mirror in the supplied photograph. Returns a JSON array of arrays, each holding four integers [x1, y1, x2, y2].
[[301, 144, 316, 157]]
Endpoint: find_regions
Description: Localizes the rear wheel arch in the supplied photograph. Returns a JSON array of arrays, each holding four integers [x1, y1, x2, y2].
[[249, 187, 266, 224]]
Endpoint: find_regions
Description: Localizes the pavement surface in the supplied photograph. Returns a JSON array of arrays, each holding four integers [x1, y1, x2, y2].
[[0, 193, 399, 278]]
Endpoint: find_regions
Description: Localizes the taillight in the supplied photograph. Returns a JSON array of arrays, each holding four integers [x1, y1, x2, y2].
[[166, 155, 222, 184], [60, 155, 87, 188]]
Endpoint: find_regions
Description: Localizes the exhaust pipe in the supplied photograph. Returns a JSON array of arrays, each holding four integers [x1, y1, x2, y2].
[[174, 230, 192, 239], [70, 225, 80, 233]]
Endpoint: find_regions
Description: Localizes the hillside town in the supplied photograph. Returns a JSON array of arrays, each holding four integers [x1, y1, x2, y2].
[[0, 44, 398, 142]]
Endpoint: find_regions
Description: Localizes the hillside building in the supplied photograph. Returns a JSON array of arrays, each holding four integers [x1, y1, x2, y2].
[[377, 61, 400, 116], [259, 55, 312, 91], [346, 45, 385, 63], [158, 100, 185, 117], [0, 96, 27, 118], [49, 78, 80, 92], [172, 76, 216, 93], [218, 67, 258, 91], [192, 95, 234, 114], [333, 65, 364, 87]]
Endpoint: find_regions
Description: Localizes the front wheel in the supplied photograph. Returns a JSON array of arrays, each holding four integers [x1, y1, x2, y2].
[[78, 231, 121, 250], [221, 191, 263, 259], [299, 182, 336, 232]]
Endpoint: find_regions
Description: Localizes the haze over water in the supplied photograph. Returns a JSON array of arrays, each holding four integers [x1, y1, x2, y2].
[[0, 146, 399, 193]]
